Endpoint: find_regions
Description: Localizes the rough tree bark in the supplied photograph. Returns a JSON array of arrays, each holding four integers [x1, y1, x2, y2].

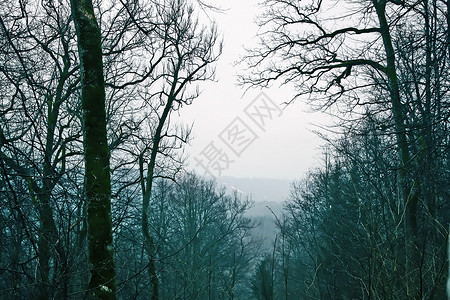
[[70, 0, 116, 298]]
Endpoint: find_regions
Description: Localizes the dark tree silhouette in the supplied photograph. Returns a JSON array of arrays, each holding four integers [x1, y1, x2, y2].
[[71, 0, 116, 297]]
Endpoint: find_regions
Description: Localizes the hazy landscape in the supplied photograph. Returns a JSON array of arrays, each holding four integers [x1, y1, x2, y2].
[[1, 0, 449, 299]]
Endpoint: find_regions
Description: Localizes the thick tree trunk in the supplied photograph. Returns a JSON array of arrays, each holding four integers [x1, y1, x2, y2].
[[70, 0, 116, 298]]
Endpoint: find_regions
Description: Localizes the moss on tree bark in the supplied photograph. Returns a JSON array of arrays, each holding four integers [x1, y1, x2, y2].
[[70, 0, 116, 298]]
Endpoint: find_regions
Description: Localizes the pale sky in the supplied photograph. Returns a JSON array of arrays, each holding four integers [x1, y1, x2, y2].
[[178, 0, 327, 181]]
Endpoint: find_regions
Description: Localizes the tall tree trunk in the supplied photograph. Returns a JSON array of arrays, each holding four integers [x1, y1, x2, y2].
[[70, 0, 116, 298], [140, 141, 160, 300], [139, 93, 176, 300], [36, 193, 69, 299], [373, 1, 420, 297]]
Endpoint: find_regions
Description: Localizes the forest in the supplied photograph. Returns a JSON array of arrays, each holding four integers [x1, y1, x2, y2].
[[0, 0, 449, 299]]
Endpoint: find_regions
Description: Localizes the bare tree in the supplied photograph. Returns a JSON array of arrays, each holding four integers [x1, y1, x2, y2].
[[1, 0, 224, 298], [86, 0, 222, 298], [0, 1, 82, 297], [240, 1, 450, 297], [101, 1, 222, 298], [71, 0, 116, 297], [150, 174, 255, 299]]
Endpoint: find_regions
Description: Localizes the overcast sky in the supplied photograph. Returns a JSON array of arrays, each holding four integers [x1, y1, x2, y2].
[[178, 0, 327, 181]]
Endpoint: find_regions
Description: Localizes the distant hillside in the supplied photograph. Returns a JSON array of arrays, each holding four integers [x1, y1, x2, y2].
[[214, 176, 290, 253], [217, 176, 292, 203], [245, 200, 283, 218]]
